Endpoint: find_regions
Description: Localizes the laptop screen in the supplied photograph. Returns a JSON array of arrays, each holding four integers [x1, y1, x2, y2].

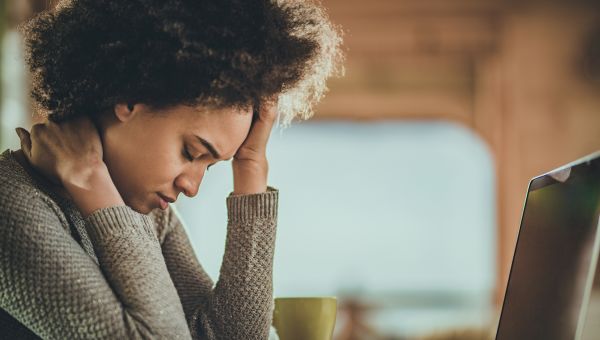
[[496, 153, 600, 340]]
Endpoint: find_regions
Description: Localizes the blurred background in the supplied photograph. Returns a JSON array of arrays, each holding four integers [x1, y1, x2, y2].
[[1, 0, 599, 339]]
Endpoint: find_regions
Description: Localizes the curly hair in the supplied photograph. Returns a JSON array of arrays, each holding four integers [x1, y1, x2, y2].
[[21, 0, 344, 126]]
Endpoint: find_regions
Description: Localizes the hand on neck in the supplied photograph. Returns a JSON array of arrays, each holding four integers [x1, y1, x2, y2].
[[11, 149, 72, 200]]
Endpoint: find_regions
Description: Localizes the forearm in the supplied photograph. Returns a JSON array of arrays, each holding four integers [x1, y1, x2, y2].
[[199, 188, 278, 339], [62, 166, 191, 338], [0, 189, 191, 339], [162, 188, 279, 340], [84, 206, 192, 338]]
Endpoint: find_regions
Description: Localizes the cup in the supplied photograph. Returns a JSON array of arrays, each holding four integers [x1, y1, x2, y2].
[[272, 297, 337, 340]]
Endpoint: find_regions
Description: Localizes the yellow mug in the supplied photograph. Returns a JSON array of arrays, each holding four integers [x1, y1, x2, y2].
[[272, 297, 337, 340]]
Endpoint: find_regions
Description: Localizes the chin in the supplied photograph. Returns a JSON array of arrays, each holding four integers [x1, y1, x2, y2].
[[132, 205, 153, 215], [123, 197, 153, 215]]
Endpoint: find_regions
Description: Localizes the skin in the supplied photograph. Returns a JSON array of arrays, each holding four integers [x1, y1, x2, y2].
[[14, 100, 277, 217]]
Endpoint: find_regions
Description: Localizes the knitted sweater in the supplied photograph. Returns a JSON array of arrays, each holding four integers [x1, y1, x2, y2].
[[0, 149, 278, 339]]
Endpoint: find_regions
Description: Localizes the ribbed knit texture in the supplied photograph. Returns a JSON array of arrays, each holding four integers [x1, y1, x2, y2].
[[0, 149, 278, 339]]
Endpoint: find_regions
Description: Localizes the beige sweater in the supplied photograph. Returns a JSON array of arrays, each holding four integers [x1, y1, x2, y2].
[[0, 149, 278, 339]]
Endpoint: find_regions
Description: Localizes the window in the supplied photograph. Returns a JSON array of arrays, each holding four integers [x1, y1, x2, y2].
[[176, 120, 496, 337], [0, 30, 29, 150]]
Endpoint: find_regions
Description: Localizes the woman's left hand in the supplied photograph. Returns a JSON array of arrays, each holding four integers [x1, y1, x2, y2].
[[231, 100, 278, 195]]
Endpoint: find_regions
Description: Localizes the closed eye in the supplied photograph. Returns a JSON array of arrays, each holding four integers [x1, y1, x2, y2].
[[183, 146, 215, 172], [182, 146, 194, 162]]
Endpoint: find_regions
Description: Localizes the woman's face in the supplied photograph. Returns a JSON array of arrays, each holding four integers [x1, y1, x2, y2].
[[100, 103, 253, 214]]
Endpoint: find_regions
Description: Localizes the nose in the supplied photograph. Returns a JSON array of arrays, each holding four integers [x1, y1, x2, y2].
[[175, 166, 206, 198]]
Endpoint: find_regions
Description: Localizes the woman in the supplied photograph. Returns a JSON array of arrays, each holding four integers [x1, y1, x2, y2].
[[0, 0, 342, 339]]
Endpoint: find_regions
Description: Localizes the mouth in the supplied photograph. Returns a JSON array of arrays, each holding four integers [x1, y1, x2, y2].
[[158, 193, 176, 203], [157, 193, 175, 210]]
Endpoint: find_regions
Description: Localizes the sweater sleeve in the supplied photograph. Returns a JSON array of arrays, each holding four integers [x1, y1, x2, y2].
[[160, 186, 278, 340], [0, 191, 192, 339]]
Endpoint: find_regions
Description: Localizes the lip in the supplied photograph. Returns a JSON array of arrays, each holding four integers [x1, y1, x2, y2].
[[157, 193, 175, 210], [158, 193, 176, 203]]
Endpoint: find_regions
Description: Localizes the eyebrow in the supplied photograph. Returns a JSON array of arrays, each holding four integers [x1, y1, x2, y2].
[[194, 135, 222, 160]]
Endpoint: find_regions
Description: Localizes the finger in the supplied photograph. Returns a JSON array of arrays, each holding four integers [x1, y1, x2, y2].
[[241, 103, 278, 151], [255, 98, 278, 122], [15, 127, 32, 157]]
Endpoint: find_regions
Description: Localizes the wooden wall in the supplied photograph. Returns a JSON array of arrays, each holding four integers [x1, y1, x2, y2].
[[318, 0, 600, 305]]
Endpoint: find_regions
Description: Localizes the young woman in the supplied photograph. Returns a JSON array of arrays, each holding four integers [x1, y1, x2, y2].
[[0, 0, 342, 338]]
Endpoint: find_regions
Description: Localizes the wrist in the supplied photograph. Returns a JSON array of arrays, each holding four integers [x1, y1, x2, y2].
[[232, 182, 268, 195], [63, 165, 125, 217], [59, 159, 107, 188], [232, 159, 268, 195]]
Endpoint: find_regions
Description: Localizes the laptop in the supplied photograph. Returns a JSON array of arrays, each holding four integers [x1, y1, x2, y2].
[[495, 151, 600, 340]]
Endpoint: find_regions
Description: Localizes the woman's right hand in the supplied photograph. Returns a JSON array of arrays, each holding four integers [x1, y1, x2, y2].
[[15, 116, 125, 217], [16, 116, 106, 187]]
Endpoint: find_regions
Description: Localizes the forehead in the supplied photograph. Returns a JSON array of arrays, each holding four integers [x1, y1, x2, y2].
[[177, 105, 253, 157]]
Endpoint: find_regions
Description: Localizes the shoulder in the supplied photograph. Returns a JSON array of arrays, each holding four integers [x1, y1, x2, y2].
[[0, 150, 41, 196], [0, 180, 67, 258], [0, 151, 65, 228], [0, 177, 60, 226]]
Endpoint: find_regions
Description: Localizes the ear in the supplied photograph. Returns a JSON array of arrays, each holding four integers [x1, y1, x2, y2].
[[114, 103, 137, 122]]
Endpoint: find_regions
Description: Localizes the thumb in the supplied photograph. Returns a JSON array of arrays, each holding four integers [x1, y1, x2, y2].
[[15, 127, 32, 157]]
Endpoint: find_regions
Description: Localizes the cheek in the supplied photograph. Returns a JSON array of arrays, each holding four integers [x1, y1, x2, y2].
[[102, 119, 187, 201], [137, 148, 183, 184], [106, 142, 181, 190]]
